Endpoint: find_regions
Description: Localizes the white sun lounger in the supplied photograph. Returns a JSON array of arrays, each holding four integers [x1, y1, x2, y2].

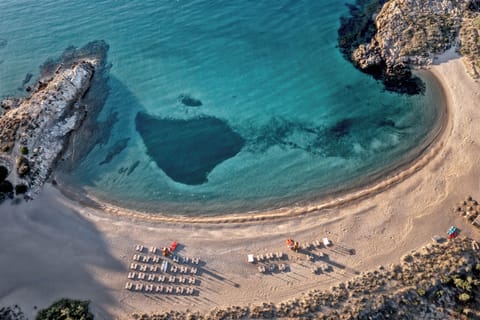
[[247, 254, 254, 263], [323, 238, 331, 247]]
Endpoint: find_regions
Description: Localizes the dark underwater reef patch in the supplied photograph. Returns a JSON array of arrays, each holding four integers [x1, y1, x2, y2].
[[135, 112, 245, 185], [244, 116, 403, 158]]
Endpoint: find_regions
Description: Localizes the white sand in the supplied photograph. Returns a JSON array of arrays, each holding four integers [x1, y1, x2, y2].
[[0, 56, 479, 319]]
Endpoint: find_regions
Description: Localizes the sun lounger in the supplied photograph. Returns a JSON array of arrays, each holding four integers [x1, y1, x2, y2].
[[258, 265, 266, 273], [169, 276, 176, 283], [133, 254, 141, 261], [314, 240, 322, 247], [275, 252, 284, 259], [152, 256, 160, 263], [155, 285, 164, 293], [139, 264, 147, 272], [278, 263, 286, 272], [147, 274, 156, 281], [176, 286, 184, 294], [472, 240, 480, 251], [127, 272, 136, 279], [192, 257, 200, 265], [170, 265, 178, 273], [188, 277, 196, 284], [158, 275, 166, 282], [186, 287, 194, 295], [247, 254, 255, 263], [130, 263, 138, 270], [178, 276, 186, 284], [150, 247, 157, 254], [190, 267, 198, 275], [135, 283, 143, 291], [135, 245, 144, 252], [166, 286, 173, 293], [150, 265, 158, 272], [125, 282, 133, 290], [138, 272, 146, 280], [323, 238, 331, 247], [182, 256, 190, 264], [161, 261, 169, 273]]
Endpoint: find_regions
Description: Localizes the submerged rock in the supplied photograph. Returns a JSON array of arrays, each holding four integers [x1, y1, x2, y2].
[[178, 94, 202, 107]]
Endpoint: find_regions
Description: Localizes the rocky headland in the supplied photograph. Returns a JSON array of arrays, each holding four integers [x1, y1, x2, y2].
[[339, 0, 480, 93], [0, 41, 109, 201]]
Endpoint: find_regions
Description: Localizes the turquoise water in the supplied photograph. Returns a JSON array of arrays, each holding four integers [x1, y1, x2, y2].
[[0, 1, 443, 214]]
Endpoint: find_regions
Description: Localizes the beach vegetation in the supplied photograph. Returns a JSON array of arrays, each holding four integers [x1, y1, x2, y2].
[[416, 288, 426, 296], [0, 165, 8, 181], [20, 146, 28, 155], [0, 180, 13, 194], [15, 184, 28, 195], [458, 293, 471, 302], [36, 299, 94, 320], [474, 17, 480, 29]]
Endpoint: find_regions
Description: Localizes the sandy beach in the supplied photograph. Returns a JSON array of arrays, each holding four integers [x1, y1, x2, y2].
[[0, 54, 479, 319]]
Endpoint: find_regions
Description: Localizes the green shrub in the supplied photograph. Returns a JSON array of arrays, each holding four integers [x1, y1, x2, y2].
[[0, 165, 8, 181], [15, 184, 28, 195], [0, 180, 13, 193], [417, 288, 426, 296], [458, 293, 471, 302], [36, 299, 94, 320], [20, 146, 28, 155]]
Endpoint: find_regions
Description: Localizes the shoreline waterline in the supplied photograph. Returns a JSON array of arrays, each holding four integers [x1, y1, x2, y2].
[[55, 68, 451, 224]]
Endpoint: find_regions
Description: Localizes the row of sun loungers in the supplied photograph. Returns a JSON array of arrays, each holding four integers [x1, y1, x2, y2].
[[255, 252, 285, 263], [132, 253, 201, 265], [257, 263, 288, 273], [130, 261, 197, 274], [125, 282, 196, 295], [311, 263, 331, 274], [127, 272, 198, 284]]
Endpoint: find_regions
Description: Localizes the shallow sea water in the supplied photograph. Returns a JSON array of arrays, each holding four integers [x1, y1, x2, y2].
[[0, 0, 443, 214]]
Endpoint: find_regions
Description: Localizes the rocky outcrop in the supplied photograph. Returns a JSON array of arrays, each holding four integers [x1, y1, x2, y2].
[[339, 0, 473, 94], [0, 55, 99, 198]]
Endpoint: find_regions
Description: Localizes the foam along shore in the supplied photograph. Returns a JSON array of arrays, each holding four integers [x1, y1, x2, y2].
[[0, 59, 98, 198], [0, 53, 479, 319]]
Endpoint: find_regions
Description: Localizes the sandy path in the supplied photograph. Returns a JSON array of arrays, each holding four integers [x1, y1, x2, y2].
[[0, 55, 479, 319]]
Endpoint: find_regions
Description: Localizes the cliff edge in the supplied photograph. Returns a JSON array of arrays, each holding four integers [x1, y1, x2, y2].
[[339, 0, 480, 93]]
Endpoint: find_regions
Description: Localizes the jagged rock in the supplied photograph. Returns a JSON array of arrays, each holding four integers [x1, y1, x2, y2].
[[340, 0, 473, 93]]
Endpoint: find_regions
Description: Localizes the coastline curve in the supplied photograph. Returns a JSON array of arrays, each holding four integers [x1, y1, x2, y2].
[[58, 69, 452, 224]]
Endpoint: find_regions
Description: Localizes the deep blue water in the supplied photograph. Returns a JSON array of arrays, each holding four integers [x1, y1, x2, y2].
[[0, 1, 443, 214]]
